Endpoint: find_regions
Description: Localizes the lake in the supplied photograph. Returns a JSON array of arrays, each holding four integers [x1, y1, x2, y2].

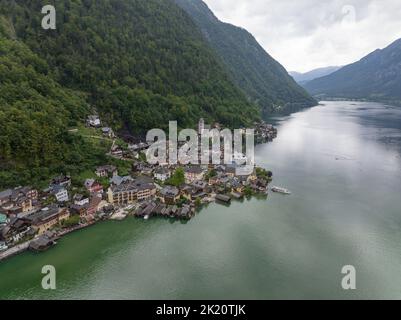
[[1, 101, 401, 299]]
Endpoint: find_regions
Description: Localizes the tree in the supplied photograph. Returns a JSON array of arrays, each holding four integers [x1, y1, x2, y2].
[[244, 186, 253, 198], [166, 168, 185, 187], [256, 167, 273, 180], [205, 169, 217, 180], [63, 215, 80, 228], [195, 197, 202, 207]]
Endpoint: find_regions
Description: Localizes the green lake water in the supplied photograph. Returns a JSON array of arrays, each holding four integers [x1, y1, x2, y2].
[[1, 101, 401, 299]]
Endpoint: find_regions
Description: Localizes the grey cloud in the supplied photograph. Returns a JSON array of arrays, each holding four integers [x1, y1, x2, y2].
[[204, 0, 401, 72]]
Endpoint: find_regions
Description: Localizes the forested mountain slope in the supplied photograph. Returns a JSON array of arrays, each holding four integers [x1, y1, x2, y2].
[[175, 0, 317, 116], [1, 0, 260, 132], [305, 38, 401, 105], [0, 0, 262, 187]]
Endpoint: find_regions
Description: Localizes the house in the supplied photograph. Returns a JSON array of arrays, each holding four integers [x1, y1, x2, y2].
[[25, 207, 70, 235], [96, 165, 118, 178], [177, 205, 193, 220], [159, 186, 180, 205], [71, 194, 102, 221], [140, 165, 154, 176], [180, 184, 195, 201], [51, 175, 72, 188], [86, 195, 103, 218], [128, 142, 149, 152], [29, 232, 56, 252], [13, 196, 33, 213], [208, 175, 221, 186], [247, 170, 258, 182], [154, 167, 171, 182], [111, 146, 123, 158], [216, 194, 231, 203], [135, 180, 156, 202], [12, 187, 38, 201], [84, 179, 103, 194], [101, 127, 115, 138], [255, 179, 268, 191], [0, 187, 37, 214], [87, 115, 101, 127], [110, 175, 134, 186], [0, 189, 12, 206], [107, 182, 137, 206], [225, 165, 237, 178], [128, 144, 140, 152], [107, 179, 156, 206], [191, 180, 208, 191], [231, 179, 245, 193], [53, 187, 69, 203], [0, 217, 32, 244], [184, 166, 205, 183], [69, 204, 88, 218], [73, 194, 89, 206]]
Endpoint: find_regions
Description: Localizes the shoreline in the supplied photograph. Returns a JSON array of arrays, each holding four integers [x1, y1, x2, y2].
[[0, 191, 270, 263], [0, 120, 277, 263], [0, 221, 97, 262]]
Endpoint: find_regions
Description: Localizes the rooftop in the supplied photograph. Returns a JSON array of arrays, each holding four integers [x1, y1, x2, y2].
[[154, 167, 170, 175], [184, 166, 203, 174], [25, 207, 64, 225], [160, 186, 180, 197]]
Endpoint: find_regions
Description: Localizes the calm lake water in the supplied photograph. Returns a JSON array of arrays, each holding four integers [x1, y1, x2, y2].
[[1, 101, 401, 300]]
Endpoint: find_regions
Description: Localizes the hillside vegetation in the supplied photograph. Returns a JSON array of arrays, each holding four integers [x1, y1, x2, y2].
[[0, 0, 261, 188], [175, 0, 317, 116], [305, 38, 401, 105]]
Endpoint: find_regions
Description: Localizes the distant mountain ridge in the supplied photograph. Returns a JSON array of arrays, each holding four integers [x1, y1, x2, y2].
[[290, 66, 342, 85], [174, 0, 317, 116], [305, 38, 401, 105]]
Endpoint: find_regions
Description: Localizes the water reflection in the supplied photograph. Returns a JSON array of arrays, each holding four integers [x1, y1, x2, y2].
[[1, 101, 401, 299]]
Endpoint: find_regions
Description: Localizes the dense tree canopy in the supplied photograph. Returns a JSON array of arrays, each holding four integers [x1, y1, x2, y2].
[[0, 37, 111, 188], [0, 0, 263, 188], [1, 0, 260, 132], [174, 0, 317, 116]]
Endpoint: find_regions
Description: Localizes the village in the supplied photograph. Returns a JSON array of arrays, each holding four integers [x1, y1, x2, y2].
[[0, 117, 277, 260]]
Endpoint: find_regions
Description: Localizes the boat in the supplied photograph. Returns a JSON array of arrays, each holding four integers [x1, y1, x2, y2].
[[144, 215, 150, 220], [271, 186, 291, 195]]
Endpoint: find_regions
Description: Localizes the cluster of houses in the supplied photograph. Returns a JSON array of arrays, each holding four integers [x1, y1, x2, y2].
[[254, 121, 278, 143], [0, 117, 276, 256], [0, 165, 118, 251], [107, 161, 271, 220]]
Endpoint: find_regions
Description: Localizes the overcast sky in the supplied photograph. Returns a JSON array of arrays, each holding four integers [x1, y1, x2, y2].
[[203, 0, 401, 72]]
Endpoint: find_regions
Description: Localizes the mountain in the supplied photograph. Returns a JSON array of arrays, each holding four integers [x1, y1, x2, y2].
[[305, 38, 401, 105], [1, 0, 260, 132], [290, 66, 342, 85], [0, 36, 110, 188], [0, 0, 261, 188], [174, 0, 317, 116]]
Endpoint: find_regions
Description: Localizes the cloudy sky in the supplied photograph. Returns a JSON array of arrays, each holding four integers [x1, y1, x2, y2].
[[203, 0, 401, 72]]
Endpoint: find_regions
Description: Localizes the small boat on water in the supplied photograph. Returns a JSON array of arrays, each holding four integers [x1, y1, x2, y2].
[[271, 186, 291, 195]]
